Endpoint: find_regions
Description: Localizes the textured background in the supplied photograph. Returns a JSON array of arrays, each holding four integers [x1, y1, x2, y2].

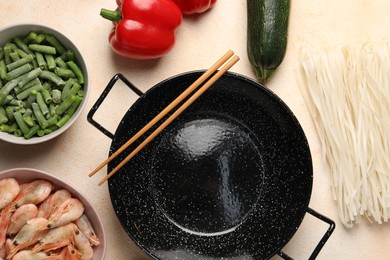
[[1, 1, 390, 259]]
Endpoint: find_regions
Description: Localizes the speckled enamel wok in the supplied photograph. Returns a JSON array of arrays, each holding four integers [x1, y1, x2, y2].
[[88, 71, 335, 259]]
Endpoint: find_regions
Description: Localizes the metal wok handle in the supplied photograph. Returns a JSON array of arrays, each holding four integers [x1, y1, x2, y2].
[[278, 207, 335, 260], [87, 73, 144, 139]]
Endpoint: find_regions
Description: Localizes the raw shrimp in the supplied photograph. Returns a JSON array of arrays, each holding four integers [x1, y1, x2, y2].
[[12, 180, 53, 209], [38, 189, 71, 219], [47, 198, 84, 229], [8, 217, 49, 259], [12, 250, 60, 260], [7, 204, 38, 236], [32, 223, 76, 253], [75, 214, 100, 246], [0, 209, 12, 249], [73, 226, 93, 260], [0, 178, 20, 210]]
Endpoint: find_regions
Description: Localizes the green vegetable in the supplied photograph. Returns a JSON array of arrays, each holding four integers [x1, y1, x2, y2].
[[0, 30, 85, 139], [45, 54, 56, 70], [45, 34, 66, 55], [6, 54, 34, 71], [39, 70, 65, 87], [28, 44, 56, 55], [13, 37, 34, 56], [247, 0, 290, 83], [6, 63, 32, 81], [66, 61, 84, 84]]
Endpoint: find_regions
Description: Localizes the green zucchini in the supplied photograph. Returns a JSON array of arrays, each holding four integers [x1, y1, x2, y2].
[[247, 0, 290, 83]]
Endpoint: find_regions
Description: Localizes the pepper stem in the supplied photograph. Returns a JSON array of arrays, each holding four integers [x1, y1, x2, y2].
[[100, 8, 122, 22]]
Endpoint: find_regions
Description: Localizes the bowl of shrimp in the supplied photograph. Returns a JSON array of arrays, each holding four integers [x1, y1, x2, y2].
[[0, 168, 106, 260]]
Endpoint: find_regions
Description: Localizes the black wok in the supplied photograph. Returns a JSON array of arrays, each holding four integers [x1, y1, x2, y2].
[[88, 71, 335, 259]]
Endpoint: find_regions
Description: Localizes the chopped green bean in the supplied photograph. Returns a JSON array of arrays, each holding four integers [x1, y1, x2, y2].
[[66, 61, 84, 84], [54, 67, 75, 78], [17, 68, 42, 88], [66, 95, 83, 117], [0, 60, 7, 80], [23, 115, 34, 127], [13, 37, 34, 56], [23, 32, 38, 44], [20, 77, 41, 92], [0, 80, 18, 105], [61, 78, 75, 100], [45, 34, 66, 55], [0, 122, 17, 133], [9, 52, 20, 62], [0, 107, 8, 124], [54, 57, 67, 69], [3, 95, 13, 105], [6, 54, 34, 71], [33, 34, 46, 44], [6, 63, 32, 81], [32, 102, 47, 129], [52, 89, 61, 104], [35, 52, 47, 70], [31, 59, 38, 69], [9, 99, 25, 108], [28, 44, 56, 55], [16, 49, 28, 58], [56, 114, 70, 128], [69, 83, 81, 99], [77, 89, 84, 97], [56, 94, 75, 115], [13, 129, 22, 137], [36, 92, 49, 116], [37, 128, 52, 137], [24, 124, 40, 139], [5, 106, 14, 121], [39, 70, 65, 87], [60, 50, 75, 62], [49, 103, 57, 116], [45, 114, 58, 128], [13, 110, 30, 135], [45, 54, 56, 70], [23, 108, 32, 118], [16, 83, 42, 100], [41, 87, 52, 104], [3, 45, 12, 65]]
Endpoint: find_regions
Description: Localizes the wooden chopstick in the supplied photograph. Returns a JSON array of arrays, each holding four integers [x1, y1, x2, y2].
[[97, 54, 240, 186], [88, 50, 234, 179], [93, 52, 240, 186]]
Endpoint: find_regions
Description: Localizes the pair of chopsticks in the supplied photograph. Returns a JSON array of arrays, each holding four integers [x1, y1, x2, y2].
[[89, 50, 240, 186]]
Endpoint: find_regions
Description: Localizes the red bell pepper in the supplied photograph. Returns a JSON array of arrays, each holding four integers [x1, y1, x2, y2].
[[172, 0, 217, 14], [100, 0, 182, 59]]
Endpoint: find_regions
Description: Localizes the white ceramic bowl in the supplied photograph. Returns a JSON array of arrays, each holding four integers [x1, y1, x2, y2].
[[0, 168, 106, 260], [0, 24, 89, 145]]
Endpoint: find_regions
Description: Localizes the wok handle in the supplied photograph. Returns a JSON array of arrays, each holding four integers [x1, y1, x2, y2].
[[87, 73, 144, 139], [277, 207, 335, 260]]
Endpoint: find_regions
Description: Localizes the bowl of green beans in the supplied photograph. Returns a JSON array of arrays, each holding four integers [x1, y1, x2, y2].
[[0, 24, 89, 144]]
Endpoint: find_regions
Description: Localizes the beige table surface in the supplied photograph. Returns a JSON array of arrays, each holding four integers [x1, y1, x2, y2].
[[1, 1, 390, 259]]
